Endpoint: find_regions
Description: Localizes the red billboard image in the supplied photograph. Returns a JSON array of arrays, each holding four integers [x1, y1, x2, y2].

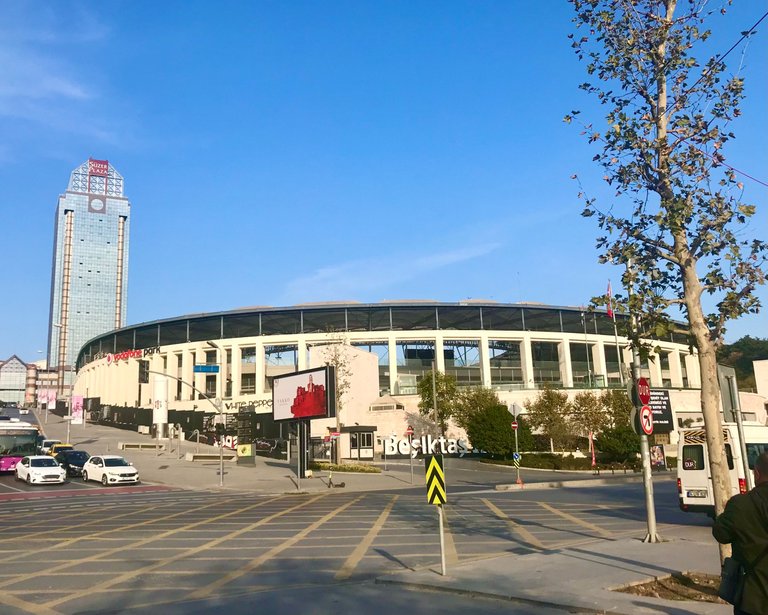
[[273, 366, 335, 421], [88, 159, 109, 176]]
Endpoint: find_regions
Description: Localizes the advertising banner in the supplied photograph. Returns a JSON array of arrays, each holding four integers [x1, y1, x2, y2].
[[71, 396, 84, 425], [272, 366, 336, 422]]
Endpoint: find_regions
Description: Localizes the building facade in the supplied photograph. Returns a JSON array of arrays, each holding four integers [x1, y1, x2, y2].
[[0, 355, 35, 406], [47, 159, 130, 392], [73, 301, 768, 457]]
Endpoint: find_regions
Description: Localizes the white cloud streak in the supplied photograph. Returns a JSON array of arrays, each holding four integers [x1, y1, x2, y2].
[[281, 242, 502, 303]]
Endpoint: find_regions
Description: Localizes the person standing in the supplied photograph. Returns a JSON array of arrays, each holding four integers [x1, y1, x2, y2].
[[713, 451, 768, 615]]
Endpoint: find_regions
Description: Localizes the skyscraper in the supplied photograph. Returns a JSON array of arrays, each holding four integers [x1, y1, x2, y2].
[[47, 159, 130, 392]]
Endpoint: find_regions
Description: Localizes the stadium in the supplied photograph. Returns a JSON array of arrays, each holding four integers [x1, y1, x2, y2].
[[71, 300, 767, 460]]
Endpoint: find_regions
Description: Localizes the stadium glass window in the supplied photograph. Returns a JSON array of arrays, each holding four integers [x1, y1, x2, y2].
[[134, 325, 159, 349], [443, 340, 482, 386], [570, 342, 594, 388], [391, 307, 437, 331], [188, 317, 222, 343], [524, 309, 562, 333], [560, 310, 585, 334], [489, 340, 523, 387], [223, 313, 260, 338], [531, 341, 562, 385], [114, 329, 134, 353], [480, 307, 523, 331], [437, 307, 482, 330], [301, 309, 347, 333], [261, 312, 301, 336]]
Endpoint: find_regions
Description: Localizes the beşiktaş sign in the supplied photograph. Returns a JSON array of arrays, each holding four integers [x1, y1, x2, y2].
[[383, 434, 470, 458], [104, 346, 161, 365]]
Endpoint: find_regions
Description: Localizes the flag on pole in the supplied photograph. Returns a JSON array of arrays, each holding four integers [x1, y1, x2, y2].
[[606, 281, 614, 320]]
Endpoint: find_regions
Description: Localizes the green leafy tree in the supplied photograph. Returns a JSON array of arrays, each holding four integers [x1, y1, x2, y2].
[[524, 386, 574, 450], [417, 370, 459, 434], [717, 336, 768, 391], [465, 404, 515, 458], [597, 426, 641, 464], [454, 386, 505, 430], [600, 388, 634, 429], [570, 391, 608, 436], [568, 1, 767, 520]]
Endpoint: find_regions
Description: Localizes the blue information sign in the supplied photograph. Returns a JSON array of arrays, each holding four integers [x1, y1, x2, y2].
[[194, 364, 220, 373]]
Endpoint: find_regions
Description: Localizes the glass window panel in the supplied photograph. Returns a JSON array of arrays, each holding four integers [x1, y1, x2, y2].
[[264, 345, 298, 393], [302, 309, 347, 333], [369, 307, 391, 331], [391, 307, 437, 331], [604, 344, 624, 387], [261, 311, 301, 336], [560, 310, 585, 334], [524, 309, 562, 332], [444, 340, 482, 386], [346, 308, 372, 331], [114, 329, 134, 353], [480, 307, 523, 331], [134, 325, 159, 349], [159, 321, 188, 346], [438, 307, 482, 330], [681, 444, 705, 470], [223, 314, 260, 338], [188, 317, 222, 343], [396, 340, 435, 394], [595, 312, 616, 335], [489, 340, 523, 386], [569, 342, 594, 388], [531, 341, 561, 385]]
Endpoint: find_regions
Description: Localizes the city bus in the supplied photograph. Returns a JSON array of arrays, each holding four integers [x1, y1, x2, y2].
[[677, 423, 768, 515], [0, 420, 40, 472]]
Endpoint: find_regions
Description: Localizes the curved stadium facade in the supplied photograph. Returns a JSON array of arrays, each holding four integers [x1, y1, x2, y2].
[[71, 301, 768, 459]]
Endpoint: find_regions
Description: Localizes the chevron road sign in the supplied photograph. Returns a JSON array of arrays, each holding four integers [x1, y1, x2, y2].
[[424, 454, 446, 505]]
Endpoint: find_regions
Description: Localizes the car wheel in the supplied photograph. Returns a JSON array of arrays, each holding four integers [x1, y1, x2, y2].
[[101, 475, 108, 486], [26, 474, 32, 485], [82, 471, 88, 482], [14, 470, 20, 481]]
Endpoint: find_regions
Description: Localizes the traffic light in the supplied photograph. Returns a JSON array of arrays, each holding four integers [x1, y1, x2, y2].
[[138, 360, 149, 384], [215, 423, 225, 436]]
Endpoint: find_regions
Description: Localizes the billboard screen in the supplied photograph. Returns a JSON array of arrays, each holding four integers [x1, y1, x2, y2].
[[272, 366, 336, 422]]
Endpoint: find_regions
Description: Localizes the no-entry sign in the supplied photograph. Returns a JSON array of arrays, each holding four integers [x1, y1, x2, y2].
[[640, 405, 654, 435], [511, 421, 518, 430]]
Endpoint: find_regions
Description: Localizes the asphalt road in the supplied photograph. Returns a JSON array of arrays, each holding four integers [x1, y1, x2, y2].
[[0, 478, 712, 615]]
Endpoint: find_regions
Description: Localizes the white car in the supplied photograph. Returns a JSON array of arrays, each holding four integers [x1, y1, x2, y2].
[[39, 439, 62, 455], [15, 456, 67, 485], [82, 455, 140, 486]]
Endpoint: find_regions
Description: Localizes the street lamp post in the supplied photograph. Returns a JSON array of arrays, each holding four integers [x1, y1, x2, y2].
[[52, 323, 74, 442], [206, 341, 226, 487]]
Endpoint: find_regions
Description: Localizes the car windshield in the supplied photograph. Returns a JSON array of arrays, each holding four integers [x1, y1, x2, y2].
[[31, 458, 58, 468], [64, 451, 89, 462], [104, 458, 131, 467]]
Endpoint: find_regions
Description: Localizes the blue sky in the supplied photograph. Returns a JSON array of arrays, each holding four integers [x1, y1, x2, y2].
[[0, 1, 766, 362]]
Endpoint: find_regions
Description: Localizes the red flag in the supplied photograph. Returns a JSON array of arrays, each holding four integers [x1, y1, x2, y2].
[[606, 281, 614, 320]]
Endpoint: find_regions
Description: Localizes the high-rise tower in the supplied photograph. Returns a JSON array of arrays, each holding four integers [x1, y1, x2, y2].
[[47, 159, 130, 391]]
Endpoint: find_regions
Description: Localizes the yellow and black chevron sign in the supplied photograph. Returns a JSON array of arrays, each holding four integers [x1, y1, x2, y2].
[[424, 454, 446, 505]]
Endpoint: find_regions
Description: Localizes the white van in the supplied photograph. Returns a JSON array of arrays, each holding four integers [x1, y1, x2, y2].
[[677, 423, 768, 515]]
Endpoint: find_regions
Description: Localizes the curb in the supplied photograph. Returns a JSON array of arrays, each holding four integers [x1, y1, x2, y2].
[[496, 474, 676, 490]]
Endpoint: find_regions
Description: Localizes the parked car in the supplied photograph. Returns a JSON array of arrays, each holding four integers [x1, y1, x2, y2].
[[48, 443, 74, 456], [82, 455, 139, 486], [38, 439, 62, 455], [14, 455, 67, 485], [55, 450, 91, 477]]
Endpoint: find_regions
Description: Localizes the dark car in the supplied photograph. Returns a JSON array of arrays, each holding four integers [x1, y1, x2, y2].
[[54, 450, 90, 477]]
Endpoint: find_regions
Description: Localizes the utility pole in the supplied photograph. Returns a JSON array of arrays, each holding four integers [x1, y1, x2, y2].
[[627, 261, 661, 543]]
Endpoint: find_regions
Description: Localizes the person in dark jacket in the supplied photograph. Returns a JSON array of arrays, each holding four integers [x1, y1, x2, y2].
[[713, 450, 768, 615]]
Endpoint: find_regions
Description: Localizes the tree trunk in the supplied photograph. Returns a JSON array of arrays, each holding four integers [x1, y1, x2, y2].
[[682, 260, 731, 561]]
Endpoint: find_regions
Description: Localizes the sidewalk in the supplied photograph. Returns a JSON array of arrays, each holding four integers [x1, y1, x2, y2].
[[378, 535, 729, 615]]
